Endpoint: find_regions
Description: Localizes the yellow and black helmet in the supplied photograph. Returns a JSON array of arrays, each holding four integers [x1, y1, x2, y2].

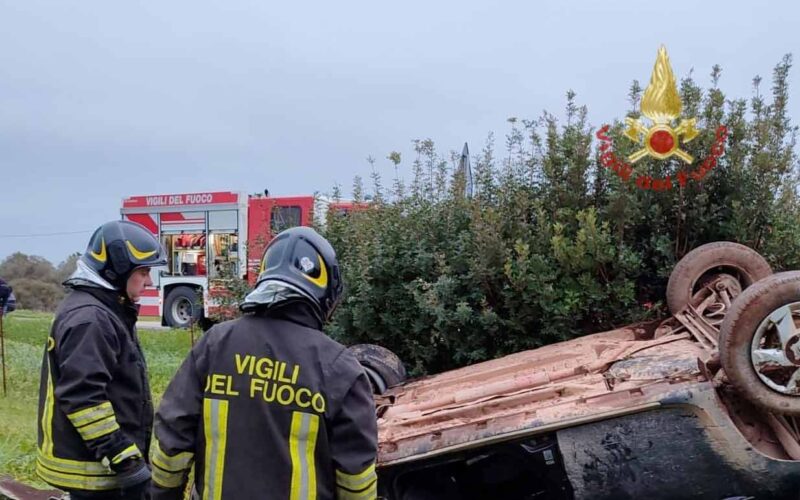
[[256, 226, 344, 321], [82, 220, 167, 289]]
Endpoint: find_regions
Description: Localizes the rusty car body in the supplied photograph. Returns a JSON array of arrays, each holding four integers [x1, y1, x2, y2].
[[357, 242, 800, 499]]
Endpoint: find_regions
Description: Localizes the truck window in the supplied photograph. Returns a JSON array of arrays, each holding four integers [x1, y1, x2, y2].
[[209, 232, 239, 278], [271, 205, 302, 233], [162, 233, 207, 276]]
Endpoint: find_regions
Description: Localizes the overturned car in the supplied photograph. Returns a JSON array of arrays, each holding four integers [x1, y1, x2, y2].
[[352, 242, 800, 499]]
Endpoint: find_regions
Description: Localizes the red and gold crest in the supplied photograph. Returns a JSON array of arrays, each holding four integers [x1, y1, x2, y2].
[[597, 46, 728, 191], [624, 46, 699, 163]]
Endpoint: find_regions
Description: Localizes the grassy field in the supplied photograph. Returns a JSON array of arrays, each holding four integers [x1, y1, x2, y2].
[[0, 310, 195, 486]]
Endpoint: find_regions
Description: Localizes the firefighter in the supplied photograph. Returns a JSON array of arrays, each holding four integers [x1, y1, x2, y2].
[[151, 227, 378, 500], [0, 277, 11, 314], [37, 220, 167, 499]]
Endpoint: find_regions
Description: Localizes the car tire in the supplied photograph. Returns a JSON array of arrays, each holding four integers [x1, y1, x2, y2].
[[667, 241, 772, 315], [720, 271, 800, 415], [348, 344, 407, 394], [164, 286, 202, 328]]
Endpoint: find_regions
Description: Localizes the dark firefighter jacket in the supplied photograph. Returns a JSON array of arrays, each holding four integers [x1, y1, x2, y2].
[[0, 278, 11, 309], [151, 301, 378, 500], [37, 287, 153, 492]]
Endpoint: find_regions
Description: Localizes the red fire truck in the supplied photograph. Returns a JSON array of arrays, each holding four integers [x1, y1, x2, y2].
[[120, 190, 349, 327]]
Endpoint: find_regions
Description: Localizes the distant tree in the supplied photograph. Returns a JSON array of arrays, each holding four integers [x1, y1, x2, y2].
[[0, 252, 80, 311], [8, 278, 64, 312], [56, 253, 81, 284], [0, 252, 57, 282]]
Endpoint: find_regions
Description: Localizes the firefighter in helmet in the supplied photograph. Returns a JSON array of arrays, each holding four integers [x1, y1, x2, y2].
[[37, 220, 167, 499], [0, 277, 11, 314], [151, 226, 378, 500]]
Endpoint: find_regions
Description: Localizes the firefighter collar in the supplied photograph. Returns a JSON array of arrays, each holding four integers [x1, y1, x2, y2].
[[64, 260, 117, 291], [240, 279, 313, 313]]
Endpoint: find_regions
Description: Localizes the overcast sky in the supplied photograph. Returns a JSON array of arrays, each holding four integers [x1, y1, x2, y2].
[[0, 0, 797, 264]]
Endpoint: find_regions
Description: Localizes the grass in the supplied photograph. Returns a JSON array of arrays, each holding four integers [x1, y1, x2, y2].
[[0, 310, 195, 486]]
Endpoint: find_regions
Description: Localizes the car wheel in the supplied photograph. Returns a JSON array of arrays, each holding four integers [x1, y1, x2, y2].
[[720, 271, 800, 415], [667, 241, 772, 315], [164, 286, 202, 328], [348, 344, 407, 394]]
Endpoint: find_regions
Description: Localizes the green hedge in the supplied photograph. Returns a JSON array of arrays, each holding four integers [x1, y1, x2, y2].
[[325, 56, 799, 376]]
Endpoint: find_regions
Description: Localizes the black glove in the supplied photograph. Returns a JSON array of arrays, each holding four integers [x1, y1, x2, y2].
[[110, 457, 152, 487]]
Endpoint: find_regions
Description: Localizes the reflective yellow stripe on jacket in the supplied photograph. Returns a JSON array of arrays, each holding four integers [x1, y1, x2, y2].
[[290, 411, 320, 500], [151, 439, 195, 489], [335, 463, 377, 500], [66, 402, 120, 442], [66, 401, 114, 427], [40, 357, 55, 456], [37, 360, 123, 491], [112, 444, 142, 465], [202, 398, 229, 500], [35, 461, 119, 491], [36, 451, 118, 491], [37, 452, 110, 475]]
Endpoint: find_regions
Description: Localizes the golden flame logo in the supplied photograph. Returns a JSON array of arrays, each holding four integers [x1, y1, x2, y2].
[[624, 46, 699, 163]]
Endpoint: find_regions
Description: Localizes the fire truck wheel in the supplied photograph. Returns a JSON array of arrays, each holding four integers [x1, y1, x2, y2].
[[667, 241, 772, 315], [720, 271, 800, 415], [164, 286, 203, 328], [347, 344, 407, 395]]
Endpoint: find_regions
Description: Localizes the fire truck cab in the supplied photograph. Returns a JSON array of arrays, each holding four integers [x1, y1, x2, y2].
[[120, 191, 335, 327]]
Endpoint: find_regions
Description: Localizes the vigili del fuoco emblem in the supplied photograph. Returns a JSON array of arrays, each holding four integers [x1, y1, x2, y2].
[[597, 45, 728, 191]]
